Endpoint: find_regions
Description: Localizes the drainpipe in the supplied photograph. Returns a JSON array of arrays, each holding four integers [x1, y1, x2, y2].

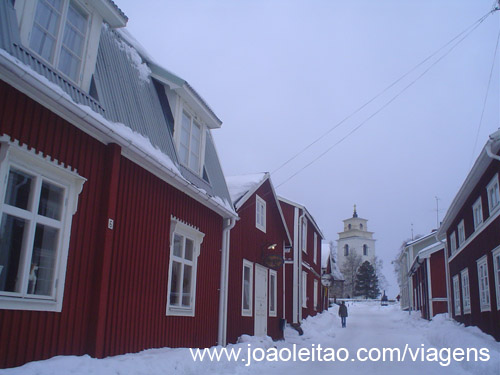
[[218, 217, 236, 346], [297, 209, 306, 323], [486, 139, 500, 162]]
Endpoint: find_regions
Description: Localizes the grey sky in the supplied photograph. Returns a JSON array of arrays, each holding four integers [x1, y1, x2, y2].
[[117, 0, 499, 297]]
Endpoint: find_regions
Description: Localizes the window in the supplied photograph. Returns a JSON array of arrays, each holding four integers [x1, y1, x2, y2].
[[360, 223, 363, 230], [457, 220, 465, 247], [166, 218, 205, 316], [363, 244, 368, 256], [255, 195, 266, 233], [179, 111, 203, 174], [302, 271, 307, 308], [348, 224, 351, 230], [313, 279, 318, 311], [0, 138, 85, 311], [472, 197, 483, 230], [476, 256, 490, 312], [29, 0, 89, 83], [242, 259, 253, 316], [492, 246, 500, 310], [487, 174, 500, 215], [449, 231, 457, 255], [453, 275, 461, 316], [301, 218, 307, 253], [344, 244, 349, 256], [269, 270, 277, 317], [461, 268, 471, 314], [313, 233, 318, 264]]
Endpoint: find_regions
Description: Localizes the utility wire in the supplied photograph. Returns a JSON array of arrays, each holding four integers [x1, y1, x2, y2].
[[470, 26, 500, 165], [275, 12, 492, 189], [271, 10, 493, 176]]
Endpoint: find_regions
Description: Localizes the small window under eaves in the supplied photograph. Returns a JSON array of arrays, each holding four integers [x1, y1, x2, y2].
[[89, 76, 99, 102]]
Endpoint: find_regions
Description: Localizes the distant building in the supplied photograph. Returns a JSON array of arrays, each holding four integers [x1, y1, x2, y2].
[[336, 205, 376, 271]]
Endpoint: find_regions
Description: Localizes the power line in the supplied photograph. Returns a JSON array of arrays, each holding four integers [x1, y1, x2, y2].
[[470, 26, 500, 165], [271, 11, 493, 176], [275, 12, 492, 189]]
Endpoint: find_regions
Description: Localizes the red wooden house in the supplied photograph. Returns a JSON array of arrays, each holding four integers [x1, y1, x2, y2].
[[278, 197, 325, 325], [225, 173, 291, 343], [407, 233, 448, 320], [437, 129, 500, 340], [0, 0, 237, 368]]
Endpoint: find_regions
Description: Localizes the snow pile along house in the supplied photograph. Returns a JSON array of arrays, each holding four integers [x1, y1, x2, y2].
[[0, 0, 238, 368], [437, 129, 500, 341]]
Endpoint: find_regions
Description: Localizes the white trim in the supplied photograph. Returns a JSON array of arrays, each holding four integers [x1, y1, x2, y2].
[[492, 246, 500, 311], [448, 206, 500, 262], [241, 259, 253, 317], [313, 279, 318, 311], [460, 268, 471, 314], [426, 257, 433, 318], [453, 274, 461, 316], [165, 218, 204, 317], [269, 269, 277, 317], [472, 197, 484, 231], [449, 231, 457, 256], [476, 255, 491, 312], [255, 195, 266, 233], [487, 173, 500, 216], [302, 271, 307, 308], [0, 138, 85, 312], [313, 232, 318, 264]]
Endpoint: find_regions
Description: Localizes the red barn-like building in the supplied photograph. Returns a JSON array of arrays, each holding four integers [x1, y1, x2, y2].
[[437, 129, 500, 341], [225, 173, 291, 343], [278, 197, 325, 325], [0, 0, 237, 368]]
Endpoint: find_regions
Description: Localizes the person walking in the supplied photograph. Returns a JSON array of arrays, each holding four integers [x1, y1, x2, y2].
[[338, 301, 348, 328]]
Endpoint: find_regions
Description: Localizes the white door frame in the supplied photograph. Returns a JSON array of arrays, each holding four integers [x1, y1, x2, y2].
[[254, 264, 268, 336]]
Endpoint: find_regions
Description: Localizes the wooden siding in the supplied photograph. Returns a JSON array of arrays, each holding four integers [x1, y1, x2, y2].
[[226, 180, 288, 343], [0, 82, 224, 367], [447, 158, 500, 340]]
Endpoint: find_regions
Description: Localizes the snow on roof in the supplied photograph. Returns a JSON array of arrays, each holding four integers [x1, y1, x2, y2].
[[321, 242, 331, 268], [226, 173, 267, 206]]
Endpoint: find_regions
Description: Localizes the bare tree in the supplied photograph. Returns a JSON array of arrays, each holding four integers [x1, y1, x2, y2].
[[373, 256, 388, 292], [340, 249, 362, 297]]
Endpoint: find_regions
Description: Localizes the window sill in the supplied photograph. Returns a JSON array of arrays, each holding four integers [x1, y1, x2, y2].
[[0, 296, 62, 312], [166, 306, 195, 317]]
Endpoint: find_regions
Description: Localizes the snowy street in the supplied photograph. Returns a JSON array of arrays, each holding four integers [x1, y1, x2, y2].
[[2, 302, 499, 375]]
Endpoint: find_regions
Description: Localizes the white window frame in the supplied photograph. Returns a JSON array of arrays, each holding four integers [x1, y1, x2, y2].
[[313, 232, 318, 264], [476, 256, 491, 312], [453, 275, 461, 316], [457, 220, 465, 247], [449, 231, 457, 255], [460, 268, 471, 314], [302, 271, 307, 308], [269, 269, 277, 317], [472, 197, 483, 231], [255, 195, 266, 233], [0, 138, 85, 312], [313, 279, 318, 311], [166, 218, 205, 317], [241, 259, 253, 317], [301, 218, 307, 253], [492, 246, 500, 310], [487, 174, 500, 215]]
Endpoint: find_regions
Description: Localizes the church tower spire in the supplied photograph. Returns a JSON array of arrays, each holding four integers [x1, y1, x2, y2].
[[353, 204, 358, 218]]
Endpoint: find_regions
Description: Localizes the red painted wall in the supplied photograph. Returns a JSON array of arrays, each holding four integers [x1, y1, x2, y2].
[[447, 159, 500, 341], [0, 82, 225, 367], [226, 180, 288, 343]]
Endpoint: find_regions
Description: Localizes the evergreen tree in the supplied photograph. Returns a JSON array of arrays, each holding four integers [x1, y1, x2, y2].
[[354, 261, 380, 299]]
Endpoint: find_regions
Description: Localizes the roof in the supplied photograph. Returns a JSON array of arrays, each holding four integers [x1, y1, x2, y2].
[[277, 196, 325, 239], [321, 243, 344, 280], [437, 129, 500, 237], [0, 1, 235, 218], [226, 172, 292, 245]]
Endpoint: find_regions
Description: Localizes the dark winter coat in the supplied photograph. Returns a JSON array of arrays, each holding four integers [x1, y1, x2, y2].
[[339, 304, 348, 318]]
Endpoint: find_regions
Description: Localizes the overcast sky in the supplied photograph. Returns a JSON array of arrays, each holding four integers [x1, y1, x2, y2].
[[117, 0, 499, 297]]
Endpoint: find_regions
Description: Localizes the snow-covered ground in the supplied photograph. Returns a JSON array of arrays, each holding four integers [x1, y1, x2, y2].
[[2, 302, 499, 375]]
